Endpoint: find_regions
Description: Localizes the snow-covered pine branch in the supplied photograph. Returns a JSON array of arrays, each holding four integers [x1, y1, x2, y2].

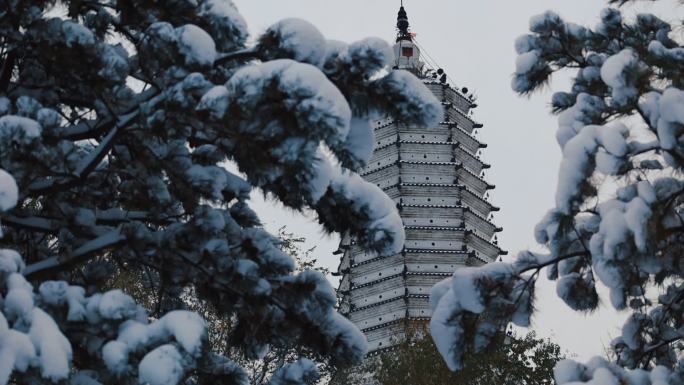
[[430, 2, 684, 384], [0, 1, 442, 384]]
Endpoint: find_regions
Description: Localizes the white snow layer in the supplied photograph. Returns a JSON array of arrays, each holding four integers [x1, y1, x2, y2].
[[555, 122, 628, 213], [270, 358, 318, 385], [103, 310, 206, 376], [656, 87, 684, 151], [176, 24, 217, 67], [515, 50, 540, 75], [554, 356, 673, 384], [600, 49, 639, 107], [197, 85, 229, 119], [0, 115, 42, 142], [265, 18, 326, 65], [342, 117, 375, 166], [429, 263, 515, 371], [62, 20, 96, 47], [0, 169, 18, 211], [329, 171, 405, 255], [383, 70, 443, 128], [556, 93, 604, 147], [343, 37, 394, 77], [138, 344, 185, 385], [225, 59, 352, 145]]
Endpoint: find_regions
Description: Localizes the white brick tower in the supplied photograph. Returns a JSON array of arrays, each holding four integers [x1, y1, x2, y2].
[[334, 4, 506, 355]]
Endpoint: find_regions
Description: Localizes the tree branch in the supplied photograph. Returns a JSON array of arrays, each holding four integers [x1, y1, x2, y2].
[[28, 93, 162, 194], [0, 49, 16, 93], [215, 48, 261, 65], [0, 213, 60, 233], [24, 228, 126, 278]]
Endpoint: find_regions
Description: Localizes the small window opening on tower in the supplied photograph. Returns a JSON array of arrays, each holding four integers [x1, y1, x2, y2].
[[402, 47, 413, 57]]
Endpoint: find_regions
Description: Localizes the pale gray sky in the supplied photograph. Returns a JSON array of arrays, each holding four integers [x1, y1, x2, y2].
[[233, 0, 682, 360]]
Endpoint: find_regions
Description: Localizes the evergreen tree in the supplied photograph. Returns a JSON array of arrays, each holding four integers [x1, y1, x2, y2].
[[429, 1, 684, 384], [375, 327, 563, 385], [0, 1, 442, 384]]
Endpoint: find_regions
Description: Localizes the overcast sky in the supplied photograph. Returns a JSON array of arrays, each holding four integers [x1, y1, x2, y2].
[[232, 0, 681, 360]]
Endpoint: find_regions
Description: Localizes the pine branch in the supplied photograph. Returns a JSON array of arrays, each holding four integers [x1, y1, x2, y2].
[[214, 48, 261, 65], [28, 93, 162, 194], [0, 213, 60, 232], [24, 227, 126, 277], [0, 49, 16, 93]]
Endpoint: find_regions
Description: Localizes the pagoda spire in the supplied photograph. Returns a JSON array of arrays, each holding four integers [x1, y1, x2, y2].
[[396, 2, 411, 42]]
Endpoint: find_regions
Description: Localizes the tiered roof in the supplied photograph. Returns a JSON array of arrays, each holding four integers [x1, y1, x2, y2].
[[335, 5, 505, 355]]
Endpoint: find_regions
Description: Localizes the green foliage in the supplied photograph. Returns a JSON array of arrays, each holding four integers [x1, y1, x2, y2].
[[375, 325, 563, 385]]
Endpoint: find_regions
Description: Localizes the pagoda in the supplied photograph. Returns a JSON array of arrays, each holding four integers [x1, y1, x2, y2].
[[334, 4, 506, 355]]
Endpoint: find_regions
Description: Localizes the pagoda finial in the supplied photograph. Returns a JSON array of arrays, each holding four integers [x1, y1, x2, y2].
[[396, 2, 411, 42]]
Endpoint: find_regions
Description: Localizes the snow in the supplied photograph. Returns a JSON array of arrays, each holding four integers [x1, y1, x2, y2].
[[429, 263, 517, 371], [529, 11, 562, 34], [600, 49, 639, 107], [429, 277, 452, 312], [656, 87, 684, 150], [262, 18, 326, 65], [29, 308, 72, 381], [555, 125, 598, 213], [624, 197, 651, 251], [270, 358, 319, 385], [515, 50, 540, 75], [62, 20, 95, 47], [98, 44, 130, 83], [197, 85, 229, 119], [39, 281, 87, 321], [156, 311, 207, 355], [69, 371, 103, 385], [648, 40, 684, 64], [329, 170, 405, 255], [275, 59, 351, 141], [339, 117, 374, 169], [138, 344, 185, 385], [597, 8, 622, 36], [4, 280, 34, 320], [556, 93, 604, 147], [39, 281, 69, 305], [429, 288, 463, 370], [554, 359, 584, 383], [186, 164, 235, 201], [102, 310, 207, 376], [0, 97, 9, 115], [379, 70, 443, 128], [621, 314, 643, 350], [554, 356, 673, 384], [319, 39, 347, 74], [98, 289, 137, 320], [638, 92, 660, 129], [102, 341, 129, 374], [0, 330, 36, 385], [0, 169, 18, 212], [597, 122, 628, 157], [0, 115, 42, 142], [514, 34, 538, 54], [636, 181, 656, 204], [344, 37, 393, 77], [323, 312, 368, 363], [228, 59, 351, 141], [197, 0, 248, 50], [176, 24, 217, 67], [595, 201, 630, 260], [307, 148, 334, 203], [36, 108, 62, 129], [595, 151, 623, 175], [0, 249, 25, 275]]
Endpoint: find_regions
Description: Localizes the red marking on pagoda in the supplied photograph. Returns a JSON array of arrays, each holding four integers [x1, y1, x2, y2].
[[334, 5, 506, 354]]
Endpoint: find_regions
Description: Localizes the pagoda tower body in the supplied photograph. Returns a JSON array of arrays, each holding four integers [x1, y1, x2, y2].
[[335, 5, 506, 355]]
